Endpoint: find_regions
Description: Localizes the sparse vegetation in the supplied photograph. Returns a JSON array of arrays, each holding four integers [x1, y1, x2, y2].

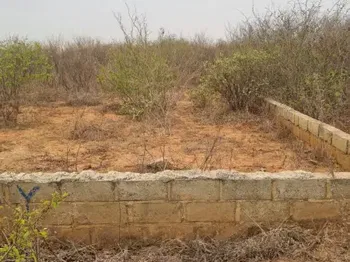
[[0, 0, 348, 173], [2, 0, 347, 131], [196, 50, 274, 113], [0, 222, 348, 262], [228, 0, 350, 129], [0, 38, 52, 126], [0, 192, 68, 262], [0, 1, 350, 259], [99, 44, 175, 120]]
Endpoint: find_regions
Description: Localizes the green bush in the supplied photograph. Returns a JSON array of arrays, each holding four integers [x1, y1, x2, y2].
[[0, 192, 68, 261], [228, 0, 350, 130], [0, 38, 52, 126], [99, 45, 175, 119], [197, 50, 274, 112]]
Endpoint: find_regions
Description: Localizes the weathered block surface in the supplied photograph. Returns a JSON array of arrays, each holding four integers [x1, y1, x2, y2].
[[296, 113, 310, 131], [1, 170, 350, 246], [40, 203, 74, 225], [275, 179, 326, 200], [319, 124, 337, 144], [62, 181, 114, 202], [332, 130, 350, 153], [307, 118, 321, 136], [239, 201, 290, 222], [331, 178, 350, 199], [185, 202, 236, 222], [7, 182, 58, 203], [221, 180, 271, 200], [265, 98, 350, 170], [170, 180, 220, 200], [291, 201, 340, 220], [72, 202, 127, 225], [117, 180, 167, 201], [49, 226, 92, 245], [128, 202, 183, 223]]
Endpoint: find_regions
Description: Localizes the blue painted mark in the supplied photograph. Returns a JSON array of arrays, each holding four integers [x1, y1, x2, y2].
[[17, 185, 40, 211]]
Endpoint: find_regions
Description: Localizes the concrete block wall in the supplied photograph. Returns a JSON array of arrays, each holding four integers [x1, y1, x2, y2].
[[0, 170, 349, 246], [265, 99, 350, 170]]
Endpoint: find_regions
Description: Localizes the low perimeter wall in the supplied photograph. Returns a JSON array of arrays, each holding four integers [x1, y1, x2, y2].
[[265, 99, 350, 170], [0, 170, 350, 245]]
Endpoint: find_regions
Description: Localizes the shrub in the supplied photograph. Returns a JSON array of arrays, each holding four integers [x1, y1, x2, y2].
[[227, 0, 350, 129], [297, 70, 349, 121], [99, 45, 175, 119], [0, 38, 52, 126], [197, 50, 274, 112], [0, 192, 68, 261], [47, 37, 109, 103]]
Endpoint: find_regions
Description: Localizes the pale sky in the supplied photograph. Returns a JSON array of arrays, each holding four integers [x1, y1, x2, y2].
[[0, 0, 339, 42]]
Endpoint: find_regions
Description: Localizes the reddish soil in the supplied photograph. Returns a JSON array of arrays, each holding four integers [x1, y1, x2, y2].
[[0, 96, 336, 173]]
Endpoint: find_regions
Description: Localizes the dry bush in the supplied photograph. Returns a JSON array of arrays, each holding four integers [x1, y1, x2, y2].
[[99, 5, 177, 124], [66, 110, 115, 141], [37, 223, 349, 262], [46, 37, 109, 105], [156, 32, 217, 87], [227, 0, 350, 130]]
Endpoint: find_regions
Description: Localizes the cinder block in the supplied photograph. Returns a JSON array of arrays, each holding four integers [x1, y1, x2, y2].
[[295, 113, 310, 131], [294, 112, 299, 126], [292, 125, 300, 138], [299, 129, 311, 144], [323, 143, 337, 158], [291, 201, 340, 221], [117, 180, 167, 201], [72, 202, 127, 225], [7, 182, 59, 204], [170, 180, 220, 201], [62, 181, 114, 202], [91, 225, 147, 246], [40, 203, 74, 225], [287, 110, 295, 123], [307, 118, 321, 136], [310, 135, 322, 149], [284, 108, 295, 123], [275, 179, 326, 200], [265, 99, 277, 114], [281, 106, 292, 121], [332, 130, 350, 153], [48, 226, 92, 245], [221, 180, 271, 200], [331, 179, 350, 199], [128, 202, 182, 223], [275, 105, 284, 118], [0, 204, 14, 220], [319, 124, 337, 144], [185, 202, 236, 222], [239, 201, 290, 222], [335, 150, 350, 170]]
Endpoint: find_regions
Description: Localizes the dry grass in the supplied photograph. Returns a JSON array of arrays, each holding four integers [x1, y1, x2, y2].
[[0, 95, 338, 173], [38, 222, 349, 262]]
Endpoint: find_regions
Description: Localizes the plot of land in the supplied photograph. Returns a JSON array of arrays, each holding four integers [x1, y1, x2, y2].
[[0, 94, 336, 173]]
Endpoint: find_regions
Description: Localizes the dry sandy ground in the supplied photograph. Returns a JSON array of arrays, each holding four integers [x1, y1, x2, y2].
[[0, 96, 338, 173]]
